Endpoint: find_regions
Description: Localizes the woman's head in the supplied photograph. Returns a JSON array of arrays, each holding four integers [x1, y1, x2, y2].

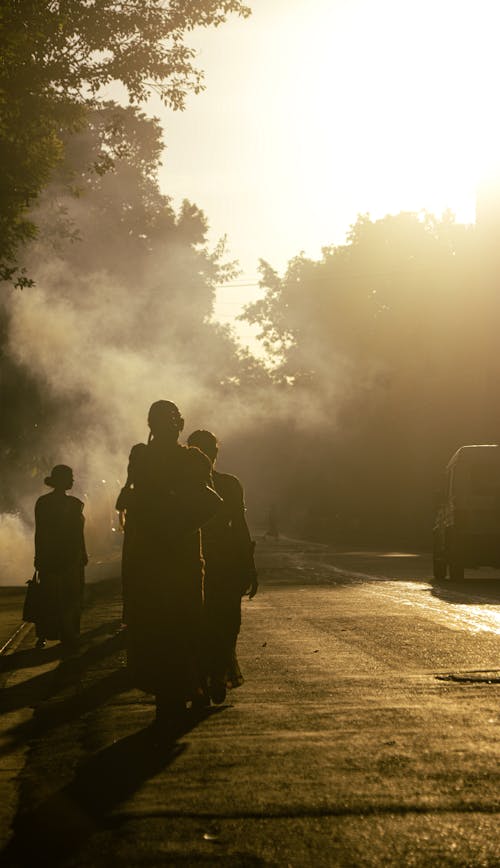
[[187, 429, 218, 464], [148, 400, 184, 441], [44, 464, 74, 491]]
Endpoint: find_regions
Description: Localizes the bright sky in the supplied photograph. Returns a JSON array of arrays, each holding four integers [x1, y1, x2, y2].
[[149, 0, 500, 329]]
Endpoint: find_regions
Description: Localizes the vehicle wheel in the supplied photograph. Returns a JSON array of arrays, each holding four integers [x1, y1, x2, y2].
[[449, 559, 464, 582], [432, 557, 447, 581]]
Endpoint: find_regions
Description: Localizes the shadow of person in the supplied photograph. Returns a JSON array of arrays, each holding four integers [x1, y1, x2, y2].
[[0, 632, 127, 717], [1, 667, 132, 762], [31, 668, 129, 735], [0, 642, 62, 674], [0, 619, 123, 675], [1, 706, 226, 868], [1, 729, 183, 867]]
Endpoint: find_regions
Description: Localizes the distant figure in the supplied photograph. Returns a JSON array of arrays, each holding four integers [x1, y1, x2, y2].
[[266, 504, 280, 538], [187, 429, 257, 704], [116, 401, 220, 731], [34, 465, 87, 653]]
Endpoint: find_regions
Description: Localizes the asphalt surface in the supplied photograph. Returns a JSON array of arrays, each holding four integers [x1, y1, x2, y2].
[[0, 589, 31, 654], [0, 537, 499, 867]]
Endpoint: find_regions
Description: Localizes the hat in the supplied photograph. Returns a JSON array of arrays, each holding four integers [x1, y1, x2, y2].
[[44, 464, 73, 488]]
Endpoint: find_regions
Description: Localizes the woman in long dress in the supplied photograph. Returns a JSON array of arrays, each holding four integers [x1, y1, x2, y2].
[[187, 429, 257, 704], [116, 401, 220, 729], [34, 464, 87, 652]]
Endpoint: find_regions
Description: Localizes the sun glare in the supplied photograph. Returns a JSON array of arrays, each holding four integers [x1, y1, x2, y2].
[[157, 0, 500, 277], [269, 0, 500, 233]]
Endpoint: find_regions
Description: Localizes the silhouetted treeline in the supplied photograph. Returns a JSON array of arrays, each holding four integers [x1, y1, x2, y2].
[[0, 104, 265, 535], [241, 208, 500, 546], [0, 0, 250, 286], [2, 11, 500, 549], [4, 146, 500, 547]]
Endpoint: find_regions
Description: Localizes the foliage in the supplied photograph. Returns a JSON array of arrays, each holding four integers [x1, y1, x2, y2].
[[246, 211, 473, 376], [0, 103, 268, 511], [242, 211, 489, 543], [0, 0, 250, 285]]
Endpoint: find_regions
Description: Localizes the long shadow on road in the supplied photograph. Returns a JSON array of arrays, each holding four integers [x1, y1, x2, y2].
[[0, 629, 130, 767], [1, 707, 226, 868], [1, 617, 229, 866], [0, 627, 126, 717], [1, 727, 183, 866], [0, 619, 123, 675]]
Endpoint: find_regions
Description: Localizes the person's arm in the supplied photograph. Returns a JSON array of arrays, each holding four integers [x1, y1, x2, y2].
[[34, 498, 44, 570], [231, 480, 258, 598], [172, 447, 221, 535], [80, 503, 88, 566], [244, 542, 258, 598], [186, 445, 212, 485], [115, 443, 146, 523]]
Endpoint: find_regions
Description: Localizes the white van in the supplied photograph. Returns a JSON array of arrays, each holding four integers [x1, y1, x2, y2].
[[433, 444, 500, 581]]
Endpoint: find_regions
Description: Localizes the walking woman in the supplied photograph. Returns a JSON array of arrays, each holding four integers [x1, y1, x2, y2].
[[116, 401, 220, 731], [187, 430, 257, 704], [34, 464, 87, 652]]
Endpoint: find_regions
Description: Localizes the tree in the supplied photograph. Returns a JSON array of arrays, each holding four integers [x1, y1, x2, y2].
[[0, 103, 269, 517], [0, 0, 250, 285], [242, 211, 484, 543]]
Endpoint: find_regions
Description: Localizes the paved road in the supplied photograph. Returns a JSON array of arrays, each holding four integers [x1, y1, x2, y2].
[[295, 544, 500, 638], [0, 588, 30, 654], [0, 538, 499, 866]]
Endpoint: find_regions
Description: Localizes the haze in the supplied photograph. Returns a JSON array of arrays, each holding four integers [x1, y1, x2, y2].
[[156, 0, 500, 288], [2, 0, 500, 585]]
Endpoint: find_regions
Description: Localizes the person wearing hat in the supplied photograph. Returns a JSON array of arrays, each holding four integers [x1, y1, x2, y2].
[[187, 429, 257, 704], [33, 465, 88, 652], [116, 401, 221, 732]]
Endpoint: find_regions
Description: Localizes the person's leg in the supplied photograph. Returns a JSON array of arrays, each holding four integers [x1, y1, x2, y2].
[[206, 612, 228, 703], [155, 689, 187, 733], [60, 606, 80, 656], [227, 642, 244, 688], [226, 594, 244, 688]]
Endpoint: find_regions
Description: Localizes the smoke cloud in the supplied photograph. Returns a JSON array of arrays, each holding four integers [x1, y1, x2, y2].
[[0, 513, 33, 586], [9, 109, 465, 584]]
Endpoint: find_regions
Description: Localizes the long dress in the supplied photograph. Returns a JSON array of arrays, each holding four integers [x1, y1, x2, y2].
[[34, 492, 87, 644], [119, 439, 215, 702], [202, 470, 256, 690]]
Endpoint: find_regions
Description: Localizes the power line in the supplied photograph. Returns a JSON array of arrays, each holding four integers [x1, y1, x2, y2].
[[215, 301, 256, 306], [215, 259, 464, 290], [216, 281, 261, 288]]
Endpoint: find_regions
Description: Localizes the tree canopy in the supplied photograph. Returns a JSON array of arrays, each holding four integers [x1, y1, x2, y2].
[[241, 210, 496, 543], [0, 102, 267, 520], [0, 0, 250, 284]]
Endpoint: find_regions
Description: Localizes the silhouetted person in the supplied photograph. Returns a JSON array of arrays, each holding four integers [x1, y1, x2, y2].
[[187, 429, 257, 704], [34, 465, 87, 653], [116, 401, 220, 731], [266, 504, 280, 538]]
